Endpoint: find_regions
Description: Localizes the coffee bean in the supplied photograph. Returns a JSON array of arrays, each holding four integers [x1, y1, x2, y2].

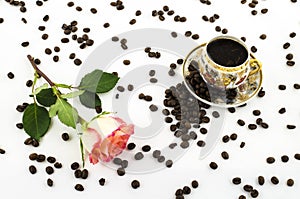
[[258, 176, 265, 185], [286, 53, 293, 60], [287, 179, 294, 187], [135, 10, 142, 16], [46, 166, 54, 175], [103, 22, 110, 28], [283, 42, 290, 49], [209, 162, 218, 170], [261, 8, 268, 14], [71, 162, 80, 170], [171, 32, 178, 38], [177, 59, 184, 64], [278, 107, 286, 114], [53, 55, 59, 62], [54, 162, 62, 169], [37, 154, 46, 162], [158, 156, 165, 162], [75, 6, 82, 11], [113, 158, 122, 165], [197, 140, 206, 147], [260, 34, 267, 39], [166, 160, 173, 168], [261, 122, 269, 129], [134, 152, 144, 160], [248, 124, 257, 130], [212, 111, 220, 118], [43, 15, 49, 22], [256, 118, 263, 125], [54, 46, 60, 52], [266, 157, 275, 164], [180, 141, 189, 149], [7, 72, 14, 79], [20, 6, 27, 13], [294, 153, 300, 160], [232, 177, 241, 185], [144, 95, 152, 101], [221, 151, 229, 160], [99, 178, 106, 186], [240, 142, 245, 148], [271, 176, 279, 185], [243, 184, 253, 192], [123, 60, 130, 65], [253, 110, 261, 116], [29, 165, 37, 174], [241, 36, 246, 42], [29, 153, 38, 161], [61, 38, 69, 43], [228, 107, 236, 113], [152, 150, 161, 158], [127, 142, 136, 150], [74, 169, 82, 178], [129, 19, 136, 25], [131, 180, 140, 189], [61, 132, 69, 141], [24, 138, 33, 145], [258, 88, 265, 97], [21, 41, 29, 47], [202, 15, 208, 21], [75, 184, 84, 191], [191, 180, 199, 189], [230, 133, 237, 140], [287, 125, 296, 129], [0, 18, 3, 24], [222, 135, 230, 143], [294, 84, 300, 89], [32, 139, 39, 147], [117, 167, 125, 176], [251, 46, 257, 53], [222, 28, 228, 34], [16, 123, 24, 129], [117, 86, 125, 92], [237, 119, 245, 126], [183, 186, 191, 194], [251, 189, 259, 198], [142, 145, 151, 152], [290, 32, 296, 38], [165, 117, 173, 123], [47, 178, 53, 187], [251, 10, 258, 15], [81, 169, 89, 179], [278, 85, 286, 90], [127, 84, 134, 91], [175, 189, 183, 196], [286, 61, 295, 66], [281, 155, 289, 163], [74, 58, 82, 66], [239, 195, 246, 199]]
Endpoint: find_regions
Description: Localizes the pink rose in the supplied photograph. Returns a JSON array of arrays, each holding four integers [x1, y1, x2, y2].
[[81, 116, 134, 164]]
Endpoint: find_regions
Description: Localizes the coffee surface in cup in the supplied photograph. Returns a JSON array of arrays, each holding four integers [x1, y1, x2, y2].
[[207, 38, 248, 67]]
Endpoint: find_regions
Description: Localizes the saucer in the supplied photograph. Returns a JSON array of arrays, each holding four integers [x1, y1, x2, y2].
[[183, 44, 263, 108]]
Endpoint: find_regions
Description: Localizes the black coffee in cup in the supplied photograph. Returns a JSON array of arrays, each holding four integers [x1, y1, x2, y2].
[[207, 38, 248, 67]]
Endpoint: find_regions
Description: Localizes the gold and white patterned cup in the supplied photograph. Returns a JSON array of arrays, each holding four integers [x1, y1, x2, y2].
[[196, 36, 262, 89]]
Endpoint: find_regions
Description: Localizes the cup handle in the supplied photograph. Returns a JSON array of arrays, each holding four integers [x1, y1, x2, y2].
[[249, 59, 262, 76]]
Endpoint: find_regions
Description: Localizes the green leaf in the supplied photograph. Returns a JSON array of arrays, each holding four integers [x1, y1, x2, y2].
[[61, 90, 85, 99], [79, 91, 101, 109], [22, 103, 51, 141], [36, 88, 57, 107], [55, 83, 72, 89], [33, 83, 48, 95], [49, 97, 78, 129], [79, 69, 119, 93]]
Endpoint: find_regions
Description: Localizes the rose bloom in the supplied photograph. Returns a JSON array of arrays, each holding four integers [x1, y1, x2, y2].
[[81, 116, 134, 164]]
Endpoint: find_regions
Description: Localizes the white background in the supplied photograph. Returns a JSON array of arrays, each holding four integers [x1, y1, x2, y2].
[[0, 0, 300, 198]]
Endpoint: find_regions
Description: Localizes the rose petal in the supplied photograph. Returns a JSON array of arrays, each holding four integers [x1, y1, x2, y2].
[[96, 117, 119, 137], [81, 128, 102, 152]]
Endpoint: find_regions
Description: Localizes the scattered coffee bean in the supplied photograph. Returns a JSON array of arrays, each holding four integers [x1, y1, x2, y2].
[[47, 178, 53, 187], [117, 86, 125, 92], [71, 162, 80, 170], [290, 32, 296, 38], [54, 162, 62, 169], [278, 85, 286, 90], [271, 176, 279, 185], [46, 166, 54, 175], [287, 61, 296, 66], [232, 177, 242, 185], [251, 189, 259, 198], [258, 176, 265, 185], [222, 135, 230, 143], [183, 186, 191, 194], [256, 118, 263, 125], [197, 140, 206, 147], [258, 88, 265, 97], [99, 178, 106, 186], [294, 83, 300, 89], [37, 154, 46, 162], [74, 184, 84, 191], [228, 107, 236, 113], [286, 53, 293, 60], [278, 107, 286, 114], [81, 169, 89, 179], [230, 133, 237, 140], [150, 78, 158, 83], [267, 157, 275, 164], [209, 162, 218, 170], [142, 145, 151, 152], [90, 8, 97, 13], [47, 156, 56, 164], [7, 72, 14, 79], [123, 60, 130, 65], [127, 142, 136, 150], [29, 165, 37, 174], [287, 125, 296, 129], [243, 184, 253, 192], [171, 32, 178, 38], [240, 142, 245, 148], [16, 123, 24, 129], [29, 153, 38, 161], [74, 169, 82, 178], [127, 84, 134, 91], [248, 124, 257, 130], [158, 155, 166, 163], [283, 42, 290, 49], [117, 167, 125, 176], [53, 55, 59, 62], [237, 119, 245, 126], [61, 132, 69, 141], [281, 155, 289, 163], [261, 8, 268, 14], [74, 58, 82, 66], [134, 152, 144, 160], [287, 179, 294, 187], [261, 122, 269, 129], [260, 34, 267, 40], [239, 195, 246, 199], [131, 180, 140, 189], [166, 160, 173, 168], [144, 95, 152, 101], [191, 180, 199, 189], [221, 151, 229, 160], [253, 110, 261, 116], [295, 153, 300, 160]]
